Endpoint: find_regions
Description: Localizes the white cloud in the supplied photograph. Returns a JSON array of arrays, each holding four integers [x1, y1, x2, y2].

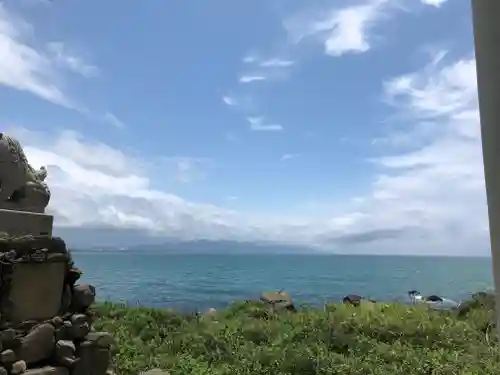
[[243, 55, 294, 68], [103, 112, 125, 129], [247, 117, 283, 131], [7, 127, 322, 244], [284, 0, 390, 57], [0, 4, 119, 124], [239, 75, 266, 83], [0, 4, 78, 108], [242, 55, 257, 64], [222, 96, 237, 106], [283, 0, 448, 58], [239, 55, 295, 83], [46, 42, 99, 78], [383, 52, 477, 122], [328, 52, 487, 255], [259, 58, 295, 68], [6, 52, 488, 257], [421, 0, 448, 7]]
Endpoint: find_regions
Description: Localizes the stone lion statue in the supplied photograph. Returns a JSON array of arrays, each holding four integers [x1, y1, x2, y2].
[[0, 132, 51, 213]]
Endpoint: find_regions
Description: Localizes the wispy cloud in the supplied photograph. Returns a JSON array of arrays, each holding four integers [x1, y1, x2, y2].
[[247, 117, 283, 131], [103, 112, 126, 129], [243, 55, 295, 68], [283, 0, 448, 58], [259, 58, 295, 68], [239, 75, 266, 84], [420, 0, 449, 7], [284, 0, 391, 57], [46, 42, 99, 78], [383, 52, 477, 121], [242, 55, 257, 64], [160, 157, 213, 184], [239, 54, 295, 83], [0, 4, 103, 112], [222, 95, 237, 106], [329, 51, 486, 254], [280, 153, 300, 161], [0, 4, 78, 109]]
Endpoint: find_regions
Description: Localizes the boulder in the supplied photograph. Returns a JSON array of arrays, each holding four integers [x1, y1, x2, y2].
[[342, 295, 376, 307], [17, 323, 56, 365], [260, 291, 296, 312], [70, 285, 96, 313]]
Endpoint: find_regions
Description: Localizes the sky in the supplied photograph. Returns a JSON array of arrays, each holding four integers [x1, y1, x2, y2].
[[0, 0, 488, 255]]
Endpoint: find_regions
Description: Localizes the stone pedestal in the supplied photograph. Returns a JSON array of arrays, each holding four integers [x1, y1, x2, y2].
[[0, 236, 113, 375], [0, 210, 53, 237]]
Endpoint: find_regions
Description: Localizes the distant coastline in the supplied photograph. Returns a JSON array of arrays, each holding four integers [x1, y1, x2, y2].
[[70, 246, 491, 258]]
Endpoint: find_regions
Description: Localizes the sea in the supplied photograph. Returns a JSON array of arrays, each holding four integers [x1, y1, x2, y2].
[[73, 252, 493, 312]]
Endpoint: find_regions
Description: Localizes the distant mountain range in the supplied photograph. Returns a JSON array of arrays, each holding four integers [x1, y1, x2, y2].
[[54, 227, 317, 254], [76, 240, 315, 254]]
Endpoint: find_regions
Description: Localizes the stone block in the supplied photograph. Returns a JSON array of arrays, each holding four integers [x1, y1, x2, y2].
[[73, 343, 110, 375], [0, 209, 53, 237], [7, 261, 66, 322]]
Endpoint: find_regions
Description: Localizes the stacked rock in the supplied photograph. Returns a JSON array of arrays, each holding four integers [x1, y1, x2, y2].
[[0, 234, 113, 375]]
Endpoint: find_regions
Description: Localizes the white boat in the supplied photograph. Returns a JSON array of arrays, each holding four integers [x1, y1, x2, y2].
[[408, 290, 460, 310]]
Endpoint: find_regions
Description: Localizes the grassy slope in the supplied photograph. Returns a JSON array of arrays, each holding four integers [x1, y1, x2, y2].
[[93, 293, 499, 375]]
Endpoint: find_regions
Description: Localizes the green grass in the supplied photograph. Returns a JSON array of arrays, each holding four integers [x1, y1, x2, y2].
[[93, 292, 500, 375]]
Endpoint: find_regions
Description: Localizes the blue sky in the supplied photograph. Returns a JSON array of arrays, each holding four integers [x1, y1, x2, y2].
[[0, 0, 488, 255]]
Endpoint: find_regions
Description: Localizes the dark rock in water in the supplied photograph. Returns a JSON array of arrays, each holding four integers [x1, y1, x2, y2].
[[343, 295, 363, 306], [426, 295, 444, 302], [342, 295, 376, 306], [260, 291, 296, 312]]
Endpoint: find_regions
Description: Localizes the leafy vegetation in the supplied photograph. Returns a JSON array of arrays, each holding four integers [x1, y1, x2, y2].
[[93, 292, 500, 375]]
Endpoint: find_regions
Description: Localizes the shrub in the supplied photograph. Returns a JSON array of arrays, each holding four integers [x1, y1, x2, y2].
[[92, 293, 500, 375]]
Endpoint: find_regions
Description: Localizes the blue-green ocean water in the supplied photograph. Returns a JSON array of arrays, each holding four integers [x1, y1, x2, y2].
[[73, 252, 493, 311]]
